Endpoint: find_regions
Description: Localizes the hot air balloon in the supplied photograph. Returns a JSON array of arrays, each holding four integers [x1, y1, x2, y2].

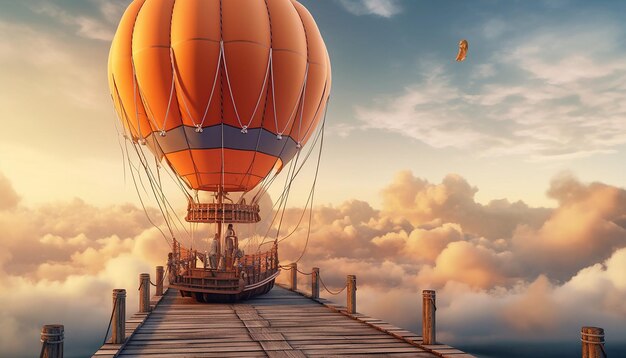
[[456, 39, 468, 62], [108, 0, 331, 301]]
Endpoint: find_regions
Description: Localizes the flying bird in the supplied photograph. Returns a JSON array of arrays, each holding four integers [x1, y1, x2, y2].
[[456, 39, 468, 62]]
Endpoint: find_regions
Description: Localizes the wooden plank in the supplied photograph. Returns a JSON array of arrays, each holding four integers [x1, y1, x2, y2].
[[267, 351, 306, 358], [105, 286, 477, 357]]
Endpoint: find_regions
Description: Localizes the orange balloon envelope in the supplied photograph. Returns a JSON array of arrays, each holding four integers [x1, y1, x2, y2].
[[108, 0, 331, 193]]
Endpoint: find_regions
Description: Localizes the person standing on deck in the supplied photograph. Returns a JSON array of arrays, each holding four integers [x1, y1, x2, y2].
[[209, 233, 219, 269], [225, 224, 237, 266]]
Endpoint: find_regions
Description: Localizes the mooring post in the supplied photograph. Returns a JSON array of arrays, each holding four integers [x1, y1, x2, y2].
[[289, 262, 297, 291], [40, 324, 64, 358], [156, 266, 164, 296], [422, 290, 436, 345], [347, 275, 357, 314], [311, 267, 320, 299], [111, 289, 126, 344], [139, 273, 150, 313], [581, 326, 605, 358]]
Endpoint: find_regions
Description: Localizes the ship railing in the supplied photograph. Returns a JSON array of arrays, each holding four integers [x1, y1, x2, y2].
[[170, 241, 278, 286]]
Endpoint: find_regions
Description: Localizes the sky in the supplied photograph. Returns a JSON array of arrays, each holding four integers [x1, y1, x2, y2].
[[1, 0, 626, 357]]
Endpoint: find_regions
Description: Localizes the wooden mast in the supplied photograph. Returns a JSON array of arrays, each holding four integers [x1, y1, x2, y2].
[[217, 187, 223, 257]]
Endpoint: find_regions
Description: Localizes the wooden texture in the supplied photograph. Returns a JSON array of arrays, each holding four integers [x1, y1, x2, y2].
[[422, 290, 436, 345], [581, 326, 605, 358], [112, 289, 127, 344], [156, 266, 164, 296], [113, 286, 437, 357], [289, 263, 297, 291], [140, 273, 151, 313], [347, 275, 356, 314], [41, 324, 64, 358], [311, 268, 319, 299]]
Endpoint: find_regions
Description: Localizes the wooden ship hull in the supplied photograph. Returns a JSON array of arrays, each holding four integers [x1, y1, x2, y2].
[[172, 269, 279, 303], [168, 232, 279, 302]]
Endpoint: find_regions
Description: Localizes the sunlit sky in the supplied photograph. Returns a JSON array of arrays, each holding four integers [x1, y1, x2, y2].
[[1, 0, 626, 210], [3, 2, 626, 357]]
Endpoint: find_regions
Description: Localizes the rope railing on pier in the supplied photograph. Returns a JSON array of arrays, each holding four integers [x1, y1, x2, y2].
[[279, 265, 347, 295], [279, 265, 312, 276], [102, 296, 119, 345], [319, 273, 347, 296], [149, 266, 169, 287]]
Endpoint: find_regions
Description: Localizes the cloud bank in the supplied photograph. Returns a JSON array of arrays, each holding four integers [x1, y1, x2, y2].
[[276, 170, 626, 343], [0, 174, 169, 357], [2, 168, 626, 356]]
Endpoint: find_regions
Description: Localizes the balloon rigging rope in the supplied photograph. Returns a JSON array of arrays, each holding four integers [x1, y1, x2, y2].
[[220, 41, 242, 128], [288, 116, 324, 264], [130, 141, 176, 241], [171, 51, 197, 128], [130, 132, 190, 240], [127, 115, 192, 242], [247, 49, 273, 129], [115, 74, 192, 246], [273, 146, 301, 240], [279, 63, 309, 136], [257, 105, 327, 253], [252, 76, 329, 205], [123, 139, 170, 245], [300, 80, 330, 144], [270, 51, 280, 138], [257, 150, 299, 250], [111, 78, 171, 244], [222, 42, 273, 131], [200, 45, 222, 128], [252, 115, 322, 205], [155, 157, 176, 232], [254, 113, 324, 238], [297, 66, 307, 144], [160, 48, 177, 133], [247, 61, 309, 201], [237, 73, 270, 198]]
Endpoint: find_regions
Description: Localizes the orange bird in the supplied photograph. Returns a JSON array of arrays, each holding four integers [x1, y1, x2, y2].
[[456, 39, 469, 62]]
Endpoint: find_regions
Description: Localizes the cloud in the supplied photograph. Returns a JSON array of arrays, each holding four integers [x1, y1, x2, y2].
[[275, 170, 626, 343], [337, 0, 402, 18], [355, 19, 626, 161], [0, 172, 170, 356], [3, 169, 626, 356], [0, 172, 20, 210], [31, 1, 123, 41]]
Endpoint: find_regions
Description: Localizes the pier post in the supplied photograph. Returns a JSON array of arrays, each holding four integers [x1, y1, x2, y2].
[[311, 267, 320, 299], [40, 324, 64, 358], [139, 273, 150, 313], [347, 275, 357, 314], [156, 266, 164, 296], [581, 327, 605, 358], [112, 289, 126, 344], [289, 262, 297, 291], [422, 290, 436, 345]]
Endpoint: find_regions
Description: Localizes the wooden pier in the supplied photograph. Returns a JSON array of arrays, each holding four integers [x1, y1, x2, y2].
[[92, 284, 475, 357]]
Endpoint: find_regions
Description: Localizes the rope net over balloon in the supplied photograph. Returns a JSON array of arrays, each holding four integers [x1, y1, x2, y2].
[[107, 0, 331, 259]]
